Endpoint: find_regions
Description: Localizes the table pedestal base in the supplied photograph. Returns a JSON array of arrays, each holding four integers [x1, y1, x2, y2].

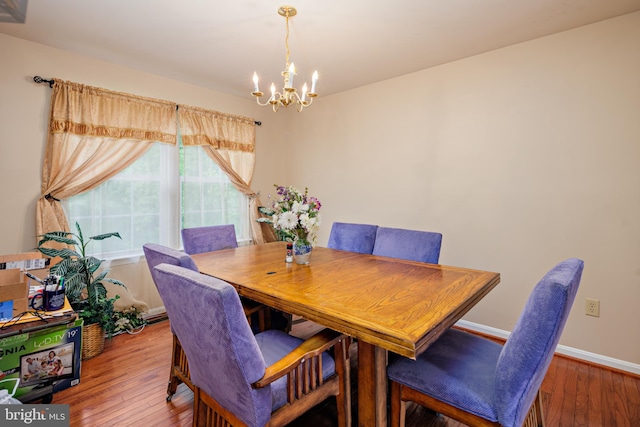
[[357, 341, 388, 427]]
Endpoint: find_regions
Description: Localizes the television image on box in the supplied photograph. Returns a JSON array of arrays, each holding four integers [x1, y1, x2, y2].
[[19, 342, 75, 388]]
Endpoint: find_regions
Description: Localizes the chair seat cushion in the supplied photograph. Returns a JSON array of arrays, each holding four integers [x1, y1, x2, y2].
[[387, 328, 503, 422], [255, 330, 336, 411]]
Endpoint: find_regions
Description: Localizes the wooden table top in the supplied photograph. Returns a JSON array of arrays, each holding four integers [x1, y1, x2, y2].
[[192, 242, 500, 359]]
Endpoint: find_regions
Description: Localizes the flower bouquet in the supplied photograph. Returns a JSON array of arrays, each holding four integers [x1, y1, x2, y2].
[[258, 185, 321, 263]]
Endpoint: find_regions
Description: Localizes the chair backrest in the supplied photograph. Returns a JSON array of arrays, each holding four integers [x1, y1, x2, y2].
[[181, 224, 238, 255], [153, 263, 271, 427], [142, 243, 199, 285], [495, 258, 583, 427], [327, 222, 378, 254], [372, 226, 442, 263]]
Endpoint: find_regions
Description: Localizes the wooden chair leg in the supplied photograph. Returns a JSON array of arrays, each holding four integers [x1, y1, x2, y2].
[[390, 380, 406, 427], [166, 372, 181, 402], [334, 337, 352, 427], [166, 334, 182, 401], [167, 333, 194, 401], [192, 387, 202, 427]]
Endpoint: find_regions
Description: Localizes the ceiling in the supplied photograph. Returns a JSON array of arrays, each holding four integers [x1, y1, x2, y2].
[[1, 0, 639, 98]]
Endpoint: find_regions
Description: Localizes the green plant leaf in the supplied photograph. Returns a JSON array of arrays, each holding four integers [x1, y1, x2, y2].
[[36, 222, 127, 335], [37, 247, 81, 259], [90, 232, 122, 241], [84, 256, 103, 274], [258, 206, 275, 216], [38, 235, 79, 247], [102, 277, 126, 287]]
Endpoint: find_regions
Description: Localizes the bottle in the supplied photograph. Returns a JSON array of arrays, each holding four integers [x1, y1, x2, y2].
[[285, 243, 293, 263]]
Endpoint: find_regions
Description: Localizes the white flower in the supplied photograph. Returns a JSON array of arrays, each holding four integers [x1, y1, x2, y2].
[[299, 213, 314, 230], [291, 201, 303, 214], [278, 211, 299, 230]]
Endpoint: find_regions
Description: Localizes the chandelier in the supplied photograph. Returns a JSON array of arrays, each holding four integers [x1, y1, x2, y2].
[[251, 6, 318, 112]]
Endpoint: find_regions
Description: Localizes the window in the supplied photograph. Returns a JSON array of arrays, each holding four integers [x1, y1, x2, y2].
[[64, 142, 249, 259], [181, 146, 249, 236]]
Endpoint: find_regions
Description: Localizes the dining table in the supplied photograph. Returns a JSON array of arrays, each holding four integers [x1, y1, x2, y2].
[[191, 241, 500, 427]]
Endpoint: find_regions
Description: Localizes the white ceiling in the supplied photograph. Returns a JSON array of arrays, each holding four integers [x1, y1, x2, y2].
[[1, 0, 639, 98]]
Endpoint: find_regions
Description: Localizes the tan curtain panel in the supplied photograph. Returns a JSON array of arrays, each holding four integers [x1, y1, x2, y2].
[[177, 105, 267, 244], [36, 79, 177, 237]]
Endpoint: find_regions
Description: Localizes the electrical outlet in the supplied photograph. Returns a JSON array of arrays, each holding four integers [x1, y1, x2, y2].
[[585, 298, 600, 317]]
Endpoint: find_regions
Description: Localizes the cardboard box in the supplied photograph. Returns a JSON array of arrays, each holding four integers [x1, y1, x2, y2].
[[0, 270, 28, 318], [0, 252, 45, 270], [0, 280, 25, 301], [0, 253, 49, 320], [12, 298, 28, 316], [0, 318, 82, 402]]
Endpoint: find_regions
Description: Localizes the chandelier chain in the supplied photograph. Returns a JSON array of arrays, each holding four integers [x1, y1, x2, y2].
[[285, 14, 291, 69]]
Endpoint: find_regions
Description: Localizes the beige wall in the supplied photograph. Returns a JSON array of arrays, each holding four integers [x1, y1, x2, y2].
[[287, 12, 640, 366], [1, 11, 639, 367]]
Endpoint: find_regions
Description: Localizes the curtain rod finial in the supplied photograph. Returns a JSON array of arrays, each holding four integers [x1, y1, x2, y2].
[[33, 76, 55, 88]]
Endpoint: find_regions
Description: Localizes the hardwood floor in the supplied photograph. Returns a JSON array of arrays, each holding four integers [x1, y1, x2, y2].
[[54, 320, 640, 427]]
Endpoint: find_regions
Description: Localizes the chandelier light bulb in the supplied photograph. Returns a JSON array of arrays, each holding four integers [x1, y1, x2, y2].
[[252, 72, 260, 93], [310, 71, 318, 94], [287, 63, 295, 89]]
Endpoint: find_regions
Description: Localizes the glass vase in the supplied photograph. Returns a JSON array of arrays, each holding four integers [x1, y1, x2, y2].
[[293, 238, 313, 265]]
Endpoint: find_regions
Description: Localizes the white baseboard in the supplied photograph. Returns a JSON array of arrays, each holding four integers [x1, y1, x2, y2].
[[455, 320, 640, 376], [142, 306, 167, 319]]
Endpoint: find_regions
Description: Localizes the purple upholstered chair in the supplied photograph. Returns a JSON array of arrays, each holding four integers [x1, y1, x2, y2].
[[372, 226, 442, 264], [327, 222, 378, 254], [143, 242, 269, 402], [181, 224, 238, 255], [153, 263, 351, 427], [142, 243, 200, 401], [181, 225, 271, 331], [387, 258, 584, 427]]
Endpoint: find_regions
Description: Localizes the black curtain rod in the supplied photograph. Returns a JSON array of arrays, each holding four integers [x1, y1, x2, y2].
[[34, 75, 261, 126], [33, 76, 54, 87]]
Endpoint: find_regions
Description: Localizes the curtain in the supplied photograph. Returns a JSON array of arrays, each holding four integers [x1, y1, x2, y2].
[[37, 79, 177, 237], [178, 105, 268, 244]]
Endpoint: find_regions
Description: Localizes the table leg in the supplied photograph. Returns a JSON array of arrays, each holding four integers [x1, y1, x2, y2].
[[357, 341, 388, 427]]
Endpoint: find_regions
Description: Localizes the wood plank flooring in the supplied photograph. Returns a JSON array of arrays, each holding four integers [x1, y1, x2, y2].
[[53, 320, 640, 426]]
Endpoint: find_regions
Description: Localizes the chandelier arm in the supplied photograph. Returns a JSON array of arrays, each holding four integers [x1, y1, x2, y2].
[[255, 97, 273, 107]]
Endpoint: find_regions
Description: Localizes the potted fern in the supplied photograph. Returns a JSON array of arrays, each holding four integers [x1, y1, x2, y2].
[[37, 222, 126, 359]]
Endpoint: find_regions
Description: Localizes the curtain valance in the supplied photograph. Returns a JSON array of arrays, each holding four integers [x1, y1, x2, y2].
[[177, 104, 256, 152], [50, 78, 177, 144]]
